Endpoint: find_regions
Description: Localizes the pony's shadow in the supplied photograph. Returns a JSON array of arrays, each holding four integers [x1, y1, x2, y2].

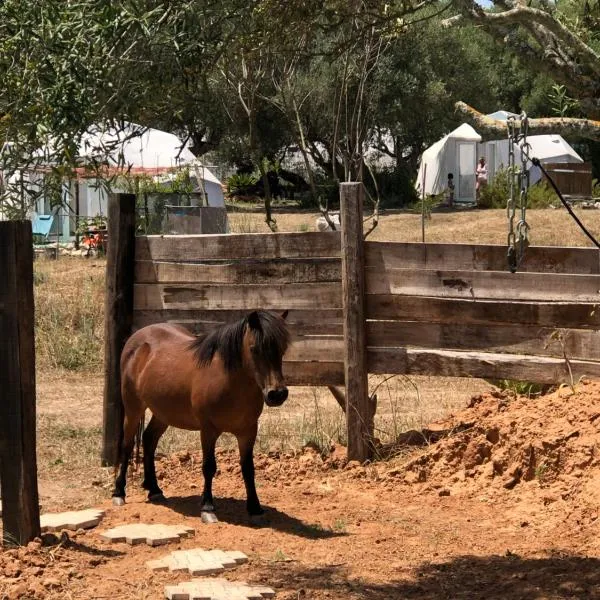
[[166, 495, 346, 540]]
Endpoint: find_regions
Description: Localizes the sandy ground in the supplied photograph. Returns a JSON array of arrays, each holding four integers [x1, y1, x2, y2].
[[5, 378, 600, 599]]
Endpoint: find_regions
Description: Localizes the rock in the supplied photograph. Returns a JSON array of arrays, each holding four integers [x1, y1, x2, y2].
[[41, 532, 60, 546], [4, 560, 22, 578], [463, 439, 492, 470], [26, 540, 42, 552], [43, 577, 61, 589], [482, 462, 495, 479], [404, 471, 420, 484], [6, 583, 28, 600], [485, 428, 500, 444], [299, 454, 316, 468], [176, 451, 191, 463], [326, 443, 348, 468]]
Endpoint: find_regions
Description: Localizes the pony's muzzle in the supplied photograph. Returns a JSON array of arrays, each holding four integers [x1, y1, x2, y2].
[[265, 387, 288, 407]]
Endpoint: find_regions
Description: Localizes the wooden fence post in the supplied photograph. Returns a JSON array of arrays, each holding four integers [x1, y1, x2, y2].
[[102, 194, 136, 466], [0, 220, 41, 546], [340, 183, 372, 462]]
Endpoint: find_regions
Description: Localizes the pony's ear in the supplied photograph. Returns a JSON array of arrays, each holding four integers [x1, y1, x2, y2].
[[280, 310, 289, 320], [247, 311, 261, 330]]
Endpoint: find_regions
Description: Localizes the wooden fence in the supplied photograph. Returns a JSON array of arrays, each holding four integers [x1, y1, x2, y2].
[[102, 186, 600, 464], [0, 221, 40, 546], [544, 162, 593, 198]]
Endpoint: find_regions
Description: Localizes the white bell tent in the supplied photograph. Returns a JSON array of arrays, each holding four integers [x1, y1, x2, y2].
[[416, 123, 482, 203]]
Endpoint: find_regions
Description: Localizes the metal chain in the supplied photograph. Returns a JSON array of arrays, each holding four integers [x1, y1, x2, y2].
[[506, 113, 530, 273]]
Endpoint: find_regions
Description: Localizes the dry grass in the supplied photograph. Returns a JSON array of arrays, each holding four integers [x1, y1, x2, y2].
[[34, 257, 105, 371], [35, 207, 594, 509], [228, 207, 600, 246]]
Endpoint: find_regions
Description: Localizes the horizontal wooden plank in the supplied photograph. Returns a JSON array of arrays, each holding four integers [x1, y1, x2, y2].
[[283, 361, 344, 386], [286, 348, 600, 385], [133, 283, 342, 311], [367, 296, 600, 329], [136, 231, 341, 262], [366, 268, 600, 302], [286, 336, 343, 361], [365, 242, 600, 274], [369, 348, 600, 384], [135, 258, 341, 284], [367, 320, 600, 361], [132, 309, 343, 336], [401, 348, 600, 385]]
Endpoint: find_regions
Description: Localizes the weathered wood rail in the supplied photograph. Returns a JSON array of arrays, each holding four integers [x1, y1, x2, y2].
[[103, 186, 600, 464]]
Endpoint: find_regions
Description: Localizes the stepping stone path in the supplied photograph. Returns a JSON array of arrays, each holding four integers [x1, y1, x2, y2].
[[165, 578, 275, 600], [41, 509, 105, 532], [100, 523, 194, 546], [147, 549, 248, 575]]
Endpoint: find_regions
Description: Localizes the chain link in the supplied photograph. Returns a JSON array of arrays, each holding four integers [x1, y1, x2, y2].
[[506, 113, 530, 273]]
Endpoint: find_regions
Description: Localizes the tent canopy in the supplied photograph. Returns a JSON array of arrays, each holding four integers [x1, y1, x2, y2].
[[78, 122, 197, 172]]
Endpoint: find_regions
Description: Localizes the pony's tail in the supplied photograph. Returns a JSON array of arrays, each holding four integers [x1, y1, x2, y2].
[[134, 414, 145, 469]]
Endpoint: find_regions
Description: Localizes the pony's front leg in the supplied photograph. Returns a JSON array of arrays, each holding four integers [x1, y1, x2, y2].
[[200, 426, 219, 515], [237, 425, 263, 516]]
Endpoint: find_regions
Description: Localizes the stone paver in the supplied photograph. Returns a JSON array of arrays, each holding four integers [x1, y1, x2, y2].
[[100, 523, 194, 546], [164, 578, 275, 600], [147, 548, 248, 575], [40, 509, 105, 532]]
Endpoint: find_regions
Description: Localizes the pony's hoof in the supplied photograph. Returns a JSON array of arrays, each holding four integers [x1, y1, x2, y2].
[[248, 510, 267, 526], [112, 496, 125, 507], [148, 492, 167, 503], [201, 511, 219, 524]]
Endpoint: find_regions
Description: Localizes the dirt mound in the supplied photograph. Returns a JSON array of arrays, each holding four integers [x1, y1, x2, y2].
[[0, 533, 81, 599], [385, 380, 600, 508]]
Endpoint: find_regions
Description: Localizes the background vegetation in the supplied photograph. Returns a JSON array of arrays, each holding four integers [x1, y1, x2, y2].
[[0, 0, 598, 218]]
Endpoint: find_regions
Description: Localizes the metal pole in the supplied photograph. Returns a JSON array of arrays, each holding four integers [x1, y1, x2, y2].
[[421, 164, 427, 243]]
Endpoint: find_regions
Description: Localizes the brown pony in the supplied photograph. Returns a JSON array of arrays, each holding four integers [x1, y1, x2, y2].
[[112, 310, 290, 518]]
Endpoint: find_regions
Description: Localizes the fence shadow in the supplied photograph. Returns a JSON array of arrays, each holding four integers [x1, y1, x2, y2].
[[259, 553, 600, 599], [165, 494, 346, 540]]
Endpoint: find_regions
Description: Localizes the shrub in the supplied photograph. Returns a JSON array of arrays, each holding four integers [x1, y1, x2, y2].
[[227, 172, 259, 198], [479, 167, 557, 209]]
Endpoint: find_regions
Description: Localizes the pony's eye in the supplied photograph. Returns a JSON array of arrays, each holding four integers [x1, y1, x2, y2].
[[250, 345, 257, 354]]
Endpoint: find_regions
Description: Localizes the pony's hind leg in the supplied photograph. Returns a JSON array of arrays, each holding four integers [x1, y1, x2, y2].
[[112, 412, 142, 505], [142, 415, 168, 502]]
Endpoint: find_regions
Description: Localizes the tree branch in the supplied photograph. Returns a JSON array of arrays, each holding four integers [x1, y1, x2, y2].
[[455, 101, 600, 141]]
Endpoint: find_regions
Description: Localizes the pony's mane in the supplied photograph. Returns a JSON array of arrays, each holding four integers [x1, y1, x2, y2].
[[189, 310, 290, 371]]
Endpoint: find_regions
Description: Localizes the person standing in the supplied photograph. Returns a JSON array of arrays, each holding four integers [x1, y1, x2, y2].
[[476, 157, 488, 204], [446, 173, 455, 208]]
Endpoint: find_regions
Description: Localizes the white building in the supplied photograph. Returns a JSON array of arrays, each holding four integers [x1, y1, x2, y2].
[[1, 124, 226, 239]]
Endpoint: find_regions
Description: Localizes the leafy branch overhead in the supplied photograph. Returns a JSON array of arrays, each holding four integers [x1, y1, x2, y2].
[[0, 0, 600, 218], [444, 0, 600, 118]]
